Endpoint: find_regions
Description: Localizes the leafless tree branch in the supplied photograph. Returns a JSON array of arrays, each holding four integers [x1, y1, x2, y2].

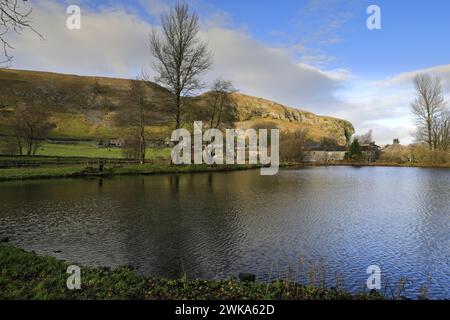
[[411, 74, 446, 150], [149, 2, 212, 129], [0, 0, 42, 65]]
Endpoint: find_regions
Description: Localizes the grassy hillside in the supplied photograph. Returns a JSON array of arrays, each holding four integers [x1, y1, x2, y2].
[[0, 68, 354, 146]]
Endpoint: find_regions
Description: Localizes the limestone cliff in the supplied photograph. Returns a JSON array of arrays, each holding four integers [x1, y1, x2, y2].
[[0, 68, 354, 144]]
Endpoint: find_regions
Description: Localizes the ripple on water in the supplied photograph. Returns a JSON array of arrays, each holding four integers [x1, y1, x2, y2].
[[0, 167, 449, 299]]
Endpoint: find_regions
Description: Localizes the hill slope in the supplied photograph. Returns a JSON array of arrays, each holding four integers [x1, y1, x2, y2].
[[0, 69, 354, 144]]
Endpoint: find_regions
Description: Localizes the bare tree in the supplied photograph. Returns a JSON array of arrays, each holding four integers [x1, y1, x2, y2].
[[205, 79, 238, 129], [411, 74, 446, 150], [0, 0, 41, 64], [434, 110, 450, 151], [354, 130, 373, 145], [149, 2, 212, 129], [114, 80, 158, 164], [11, 105, 55, 155], [280, 129, 309, 162]]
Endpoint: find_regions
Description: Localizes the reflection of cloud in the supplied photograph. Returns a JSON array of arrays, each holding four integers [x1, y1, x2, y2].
[[8, 0, 450, 146]]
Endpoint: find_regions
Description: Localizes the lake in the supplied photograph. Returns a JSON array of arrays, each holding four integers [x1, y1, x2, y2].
[[0, 167, 448, 299]]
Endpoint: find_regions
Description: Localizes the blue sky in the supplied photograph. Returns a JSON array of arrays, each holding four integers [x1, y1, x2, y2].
[[109, 0, 450, 77], [67, 0, 450, 78], [211, 0, 450, 78], [8, 0, 450, 144]]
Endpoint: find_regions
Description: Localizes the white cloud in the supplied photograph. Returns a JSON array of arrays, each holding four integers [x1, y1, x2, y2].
[[381, 64, 450, 92], [6, 0, 450, 146], [8, 0, 344, 108], [200, 27, 344, 109], [331, 64, 450, 144], [10, 0, 153, 78]]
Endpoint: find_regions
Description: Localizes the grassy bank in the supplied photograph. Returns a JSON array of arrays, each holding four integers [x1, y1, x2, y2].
[[2, 160, 450, 182], [0, 245, 381, 300], [0, 142, 171, 160], [0, 163, 260, 181]]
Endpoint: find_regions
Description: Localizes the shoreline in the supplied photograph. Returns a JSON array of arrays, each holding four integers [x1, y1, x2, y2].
[[0, 163, 262, 182], [1, 161, 450, 182], [0, 244, 382, 300], [282, 162, 450, 169]]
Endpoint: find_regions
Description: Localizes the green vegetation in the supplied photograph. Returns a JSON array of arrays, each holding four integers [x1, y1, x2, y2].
[[0, 68, 354, 147], [0, 245, 381, 300], [33, 142, 123, 158], [0, 139, 171, 160], [48, 113, 120, 140], [347, 139, 362, 160], [380, 143, 450, 167], [33, 142, 171, 160], [0, 162, 259, 181], [0, 165, 86, 181]]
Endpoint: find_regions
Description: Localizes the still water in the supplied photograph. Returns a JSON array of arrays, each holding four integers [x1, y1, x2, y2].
[[0, 167, 448, 298]]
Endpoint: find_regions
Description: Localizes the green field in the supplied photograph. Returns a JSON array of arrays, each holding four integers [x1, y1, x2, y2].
[[0, 163, 259, 181], [0, 165, 87, 180], [0, 141, 171, 160], [35, 142, 171, 159]]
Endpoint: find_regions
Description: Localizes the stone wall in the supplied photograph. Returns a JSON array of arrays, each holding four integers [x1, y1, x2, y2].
[[303, 151, 347, 163]]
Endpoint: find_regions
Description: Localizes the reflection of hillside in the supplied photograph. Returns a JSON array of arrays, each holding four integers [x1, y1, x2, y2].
[[1, 168, 448, 298]]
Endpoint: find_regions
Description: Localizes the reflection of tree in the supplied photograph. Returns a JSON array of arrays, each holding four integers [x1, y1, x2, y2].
[[111, 173, 246, 279], [97, 178, 103, 191]]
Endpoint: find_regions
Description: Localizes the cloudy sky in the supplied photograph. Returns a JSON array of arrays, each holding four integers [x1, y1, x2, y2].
[[5, 0, 450, 144]]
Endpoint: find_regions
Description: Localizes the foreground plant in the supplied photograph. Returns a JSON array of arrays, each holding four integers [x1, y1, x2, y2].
[[0, 245, 384, 300]]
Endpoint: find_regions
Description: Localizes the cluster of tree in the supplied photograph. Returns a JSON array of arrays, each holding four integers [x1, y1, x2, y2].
[[344, 129, 376, 161], [319, 137, 340, 149], [250, 121, 309, 163], [279, 129, 309, 162], [187, 79, 239, 129], [353, 130, 373, 145], [1, 2, 239, 163], [202, 79, 239, 130], [9, 105, 55, 155], [380, 143, 450, 166], [118, 2, 237, 163], [411, 74, 449, 151], [113, 80, 161, 164], [1, 2, 244, 165], [347, 139, 362, 160], [5, 87, 55, 155], [409, 143, 450, 165]]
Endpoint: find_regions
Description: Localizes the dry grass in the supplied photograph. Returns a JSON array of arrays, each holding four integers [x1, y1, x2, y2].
[[0, 68, 354, 145]]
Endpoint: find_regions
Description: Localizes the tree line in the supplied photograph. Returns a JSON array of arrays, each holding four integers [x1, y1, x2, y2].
[[2, 2, 239, 162]]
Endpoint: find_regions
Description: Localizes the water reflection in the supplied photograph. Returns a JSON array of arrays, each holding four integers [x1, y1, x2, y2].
[[0, 167, 448, 299]]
